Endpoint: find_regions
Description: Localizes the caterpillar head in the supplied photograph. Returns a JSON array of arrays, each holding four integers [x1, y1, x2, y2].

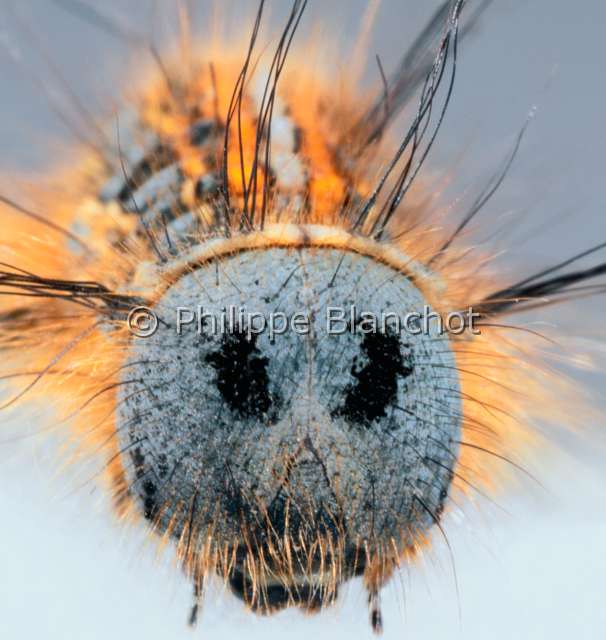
[[117, 225, 460, 624]]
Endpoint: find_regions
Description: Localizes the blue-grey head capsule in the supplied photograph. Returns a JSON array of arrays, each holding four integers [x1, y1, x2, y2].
[[117, 229, 460, 620]]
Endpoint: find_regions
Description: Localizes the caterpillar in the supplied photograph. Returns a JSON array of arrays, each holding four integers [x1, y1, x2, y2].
[[1, 0, 604, 636]]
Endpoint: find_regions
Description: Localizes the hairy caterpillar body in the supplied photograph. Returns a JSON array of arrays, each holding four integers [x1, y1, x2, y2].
[[1, 1, 605, 635]]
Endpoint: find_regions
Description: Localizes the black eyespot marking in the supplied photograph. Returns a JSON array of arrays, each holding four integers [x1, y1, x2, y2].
[[332, 328, 414, 427], [205, 329, 279, 420]]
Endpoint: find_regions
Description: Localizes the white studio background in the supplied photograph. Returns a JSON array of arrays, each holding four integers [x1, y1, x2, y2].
[[0, 1, 605, 639]]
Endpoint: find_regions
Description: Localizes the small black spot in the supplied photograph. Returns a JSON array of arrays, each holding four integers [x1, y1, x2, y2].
[[194, 174, 219, 199], [128, 448, 161, 520], [435, 485, 451, 519], [205, 329, 279, 420], [333, 328, 414, 427], [142, 479, 157, 496], [189, 119, 215, 146], [142, 479, 159, 520], [143, 496, 159, 521], [130, 447, 146, 477], [157, 453, 169, 479]]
